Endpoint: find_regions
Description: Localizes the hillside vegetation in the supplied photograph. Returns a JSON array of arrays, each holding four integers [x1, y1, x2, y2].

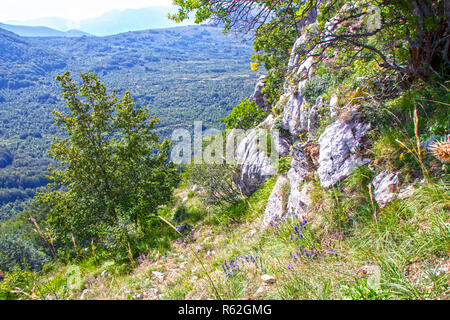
[[0, 25, 256, 221], [0, 0, 448, 300]]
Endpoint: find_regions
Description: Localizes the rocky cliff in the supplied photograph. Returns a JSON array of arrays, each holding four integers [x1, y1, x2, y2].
[[234, 11, 424, 229]]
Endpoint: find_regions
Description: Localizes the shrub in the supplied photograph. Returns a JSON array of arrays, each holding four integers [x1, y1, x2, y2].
[[301, 74, 334, 104], [182, 163, 240, 206], [220, 98, 267, 130], [0, 234, 49, 273], [0, 264, 40, 300]]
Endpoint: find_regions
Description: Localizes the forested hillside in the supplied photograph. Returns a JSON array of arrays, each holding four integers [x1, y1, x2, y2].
[[0, 25, 256, 220]]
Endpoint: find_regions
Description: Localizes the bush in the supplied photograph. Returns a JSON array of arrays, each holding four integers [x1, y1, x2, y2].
[[0, 264, 40, 300], [301, 74, 334, 104], [0, 234, 50, 273], [182, 163, 240, 206], [220, 98, 267, 130], [173, 206, 190, 223]]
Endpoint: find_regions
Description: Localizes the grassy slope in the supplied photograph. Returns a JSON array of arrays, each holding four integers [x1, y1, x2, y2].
[[35, 176, 448, 300]]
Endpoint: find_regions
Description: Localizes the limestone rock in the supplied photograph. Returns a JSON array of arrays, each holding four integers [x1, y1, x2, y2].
[[285, 146, 314, 217], [250, 75, 271, 114], [259, 114, 275, 129], [262, 175, 290, 228], [329, 94, 339, 119], [398, 178, 425, 200], [317, 118, 370, 188], [80, 289, 91, 300], [281, 83, 322, 138], [282, 91, 307, 137], [372, 171, 400, 208], [253, 286, 267, 299], [234, 128, 277, 196], [261, 274, 276, 284], [271, 132, 290, 157]]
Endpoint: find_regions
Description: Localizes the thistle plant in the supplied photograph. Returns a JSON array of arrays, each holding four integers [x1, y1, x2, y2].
[[429, 135, 450, 163]]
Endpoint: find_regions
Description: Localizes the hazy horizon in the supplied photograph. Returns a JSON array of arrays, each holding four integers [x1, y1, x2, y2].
[[0, 0, 176, 22], [0, 3, 196, 36]]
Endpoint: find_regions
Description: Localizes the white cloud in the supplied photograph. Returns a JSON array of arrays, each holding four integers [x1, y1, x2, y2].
[[0, 0, 174, 22]]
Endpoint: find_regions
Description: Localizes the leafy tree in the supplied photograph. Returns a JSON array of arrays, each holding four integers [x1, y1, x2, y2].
[[37, 72, 180, 251], [220, 97, 267, 130]]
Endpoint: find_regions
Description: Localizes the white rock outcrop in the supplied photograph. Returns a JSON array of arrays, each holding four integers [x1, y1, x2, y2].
[[372, 171, 400, 208], [317, 117, 370, 188], [234, 128, 277, 196], [262, 175, 290, 228]]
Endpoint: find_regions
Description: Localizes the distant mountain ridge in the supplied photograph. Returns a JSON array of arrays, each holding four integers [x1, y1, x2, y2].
[[0, 22, 90, 37], [6, 7, 193, 36]]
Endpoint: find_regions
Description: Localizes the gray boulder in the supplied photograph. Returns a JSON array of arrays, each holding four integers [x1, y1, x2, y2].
[[250, 75, 271, 114], [372, 171, 400, 208], [234, 128, 277, 196], [282, 90, 307, 137], [317, 117, 370, 188], [262, 175, 290, 228], [286, 146, 314, 217]]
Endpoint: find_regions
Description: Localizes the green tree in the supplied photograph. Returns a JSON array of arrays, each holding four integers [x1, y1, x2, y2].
[[37, 72, 180, 251], [220, 97, 267, 130]]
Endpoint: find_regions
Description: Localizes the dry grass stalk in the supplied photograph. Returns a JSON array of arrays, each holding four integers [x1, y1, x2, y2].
[[29, 215, 57, 259], [71, 234, 80, 261], [413, 107, 429, 181], [127, 242, 135, 267]]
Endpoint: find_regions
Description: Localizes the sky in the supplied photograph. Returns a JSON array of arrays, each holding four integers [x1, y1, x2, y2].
[[0, 0, 174, 22]]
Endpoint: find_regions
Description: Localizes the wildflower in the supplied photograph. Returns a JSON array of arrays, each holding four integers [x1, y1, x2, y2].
[[250, 62, 260, 71]]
